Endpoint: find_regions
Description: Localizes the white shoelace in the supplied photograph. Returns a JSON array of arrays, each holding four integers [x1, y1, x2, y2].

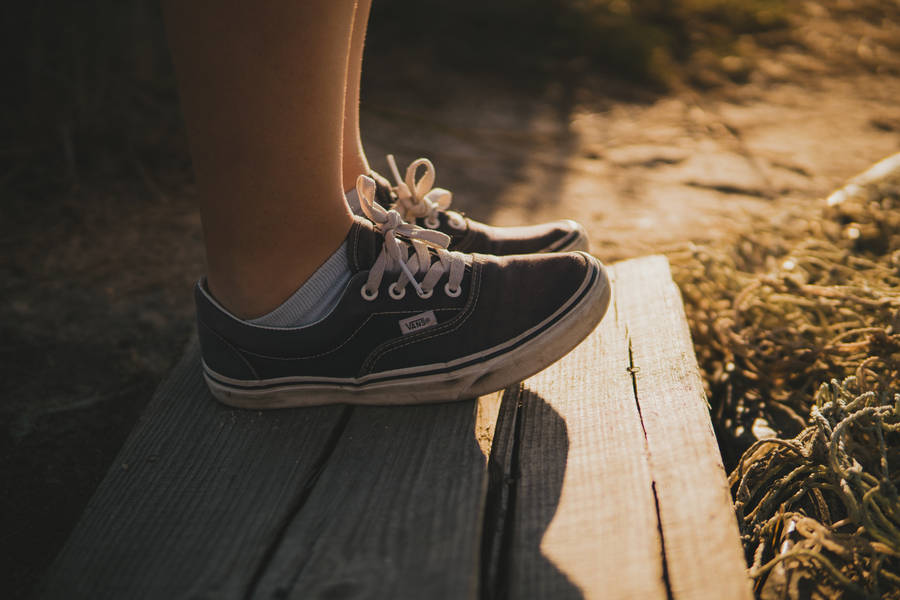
[[386, 155, 466, 230], [357, 175, 466, 301]]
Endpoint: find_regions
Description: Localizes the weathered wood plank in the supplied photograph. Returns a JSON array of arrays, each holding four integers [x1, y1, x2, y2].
[[252, 395, 509, 599], [616, 256, 752, 600], [507, 266, 669, 600], [40, 340, 349, 600]]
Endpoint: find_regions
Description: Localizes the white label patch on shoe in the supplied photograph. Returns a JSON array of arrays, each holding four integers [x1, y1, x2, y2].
[[399, 310, 438, 335]]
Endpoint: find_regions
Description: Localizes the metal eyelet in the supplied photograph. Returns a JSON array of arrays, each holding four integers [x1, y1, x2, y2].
[[417, 288, 434, 299], [389, 282, 406, 300], [360, 286, 378, 301], [444, 283, 462, 298], [424, 216, 440, 229]]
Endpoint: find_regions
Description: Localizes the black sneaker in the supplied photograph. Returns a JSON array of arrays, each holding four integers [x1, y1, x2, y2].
[[366, 155, 588, 254], [196, 176, 610, 408]]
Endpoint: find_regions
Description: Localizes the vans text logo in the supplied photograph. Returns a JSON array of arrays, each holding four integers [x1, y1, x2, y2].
[[399, 310, 438, 335]]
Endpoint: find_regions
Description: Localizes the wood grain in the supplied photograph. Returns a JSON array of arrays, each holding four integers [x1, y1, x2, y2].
[[252, 398, 504, 600], [40, 340, 349, 599], [616, 256, 753, 600], [475, 390, 504, 457], [506, 266, 669, 600]]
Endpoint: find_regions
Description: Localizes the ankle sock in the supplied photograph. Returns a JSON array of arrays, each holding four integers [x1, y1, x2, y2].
[[249, 240, 351, 328]]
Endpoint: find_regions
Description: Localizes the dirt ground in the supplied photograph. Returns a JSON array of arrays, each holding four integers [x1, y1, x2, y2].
[[3, 1, 900, 597]]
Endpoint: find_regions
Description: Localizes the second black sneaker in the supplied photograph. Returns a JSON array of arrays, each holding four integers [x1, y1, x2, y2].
[[364, 155, 589, 254]]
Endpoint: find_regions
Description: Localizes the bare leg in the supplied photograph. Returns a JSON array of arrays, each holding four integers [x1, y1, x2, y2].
[[342, 0, 373, 193], [163, 0, 357, 319]]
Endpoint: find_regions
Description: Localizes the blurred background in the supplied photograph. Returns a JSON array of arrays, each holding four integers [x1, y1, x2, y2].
[[2, 0, 899, 596]]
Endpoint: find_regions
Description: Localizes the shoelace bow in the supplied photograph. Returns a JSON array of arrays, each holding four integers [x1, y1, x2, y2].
[[386, 155, 466, 230], [357, 175, 466, 299]]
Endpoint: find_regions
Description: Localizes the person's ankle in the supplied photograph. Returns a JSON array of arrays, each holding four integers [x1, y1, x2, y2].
[[205, 269, 299, 321], [205, 217, 353, 320], [342, 152, 370, 194]]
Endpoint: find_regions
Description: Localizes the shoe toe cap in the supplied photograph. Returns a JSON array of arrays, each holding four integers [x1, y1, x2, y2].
[[477, 251, 599, 337]]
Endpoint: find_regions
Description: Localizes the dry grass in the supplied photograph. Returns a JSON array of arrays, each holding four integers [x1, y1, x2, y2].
[[672, 154, 900, 598]]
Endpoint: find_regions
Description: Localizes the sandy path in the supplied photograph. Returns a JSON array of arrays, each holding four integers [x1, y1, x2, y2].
[[361, 72, 900, 260]]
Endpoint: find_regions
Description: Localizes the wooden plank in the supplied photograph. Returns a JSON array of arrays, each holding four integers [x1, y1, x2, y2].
[[506, 265, 669, 600], [252, 395, 511, 599], [616, 256, 752, 600], [40, 340, 349, 600]]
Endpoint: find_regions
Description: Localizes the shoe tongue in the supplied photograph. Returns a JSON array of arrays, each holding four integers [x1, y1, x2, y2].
[[347, 215, 384, 271], [369, 170, 395, 208]]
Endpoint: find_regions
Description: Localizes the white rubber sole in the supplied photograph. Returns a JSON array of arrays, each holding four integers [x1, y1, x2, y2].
[[205, 258, 611, 409]]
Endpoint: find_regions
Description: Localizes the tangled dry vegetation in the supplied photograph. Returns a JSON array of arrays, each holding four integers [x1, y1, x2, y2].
[[671, 154, 900, 599]]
